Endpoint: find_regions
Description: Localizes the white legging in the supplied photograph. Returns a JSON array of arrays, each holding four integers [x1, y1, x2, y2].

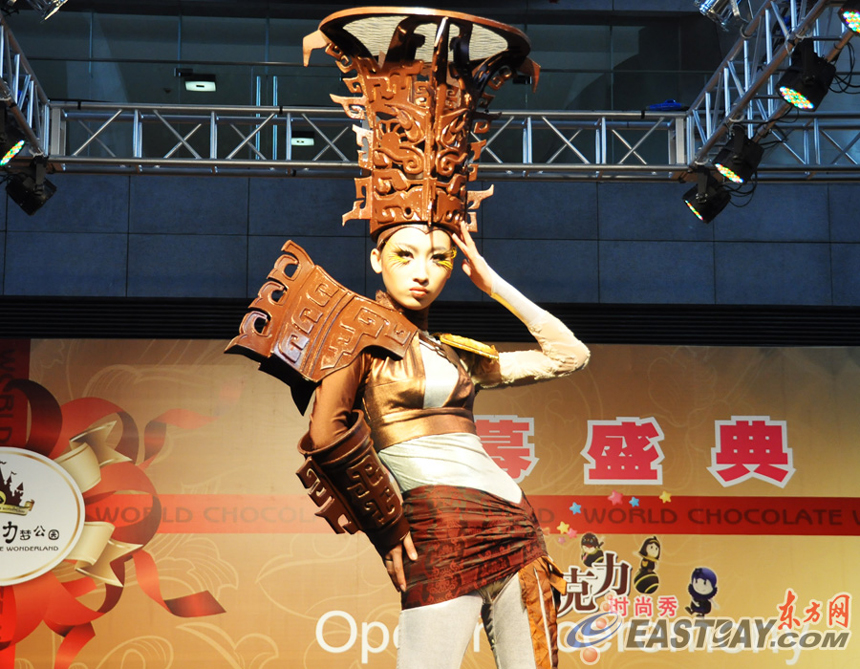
[[396, 575, 538, 669]]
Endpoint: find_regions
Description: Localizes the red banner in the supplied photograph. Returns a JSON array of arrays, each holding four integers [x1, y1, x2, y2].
[[81, 493, 860, 536]]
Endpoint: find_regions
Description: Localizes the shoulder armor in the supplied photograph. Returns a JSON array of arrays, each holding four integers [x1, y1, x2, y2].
[[434, 333, 499, 360], [226, 241, 417, 410]]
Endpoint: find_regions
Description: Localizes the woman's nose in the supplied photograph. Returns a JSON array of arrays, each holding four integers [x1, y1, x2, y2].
[[413, 261, 429, 283]]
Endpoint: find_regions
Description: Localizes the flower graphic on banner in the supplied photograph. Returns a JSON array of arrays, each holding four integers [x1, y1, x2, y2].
[[0, 372, 227, 669]]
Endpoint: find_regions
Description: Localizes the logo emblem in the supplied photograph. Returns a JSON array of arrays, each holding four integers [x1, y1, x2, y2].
[[0, 447, 86, 586]]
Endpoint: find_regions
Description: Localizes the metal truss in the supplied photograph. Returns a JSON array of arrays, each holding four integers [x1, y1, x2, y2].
[[44, 101, 860, 183], [3, 7, 860, 183], [0, 16, 49, 157], [684, 0, 860, 181], [45, 103, 689, 181]]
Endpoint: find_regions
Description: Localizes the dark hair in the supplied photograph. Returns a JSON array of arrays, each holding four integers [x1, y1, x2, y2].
[[637, 536, 661, 559], [692, 567, 717, 586], [689, 567, 719, 600], [581, 532, 603, 549]]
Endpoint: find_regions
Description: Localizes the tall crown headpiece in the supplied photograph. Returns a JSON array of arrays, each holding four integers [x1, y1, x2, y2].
[[304, 7, 539, 240]]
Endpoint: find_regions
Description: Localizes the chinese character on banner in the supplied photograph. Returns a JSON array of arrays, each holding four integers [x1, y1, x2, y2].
[[709, 416, 794, 487], [558, 551, 632, 616], [2, 521, 17, 544], [777, 588, 801, 630], [609, 595, 630, 617], [633, 595, 654, 617], [803, 599, 822, 624], [581, 418, 665, 485], [657, 595, 679, 618], [475, 416, 536, 483], [828, 593, 851, 629]]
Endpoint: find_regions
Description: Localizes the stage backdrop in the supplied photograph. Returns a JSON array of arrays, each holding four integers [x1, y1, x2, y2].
[[1, 338, 858, 668]]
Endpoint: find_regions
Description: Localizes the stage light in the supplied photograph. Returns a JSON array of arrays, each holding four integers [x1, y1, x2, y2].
[[175, 68, 217, 92], [839, 1, 860, 34], [5, 157, 56, 215], [683, 170, 731, 223], [695, 0, 747, 31], [0, 108, 26, 167], [776, 40, 836, 110], [713, 131, 763, 184]]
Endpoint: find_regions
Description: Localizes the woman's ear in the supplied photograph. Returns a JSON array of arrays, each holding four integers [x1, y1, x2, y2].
[[370, 247, 383, 274]]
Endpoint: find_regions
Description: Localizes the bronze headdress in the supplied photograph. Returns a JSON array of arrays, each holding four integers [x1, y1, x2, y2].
[[304, 6, 539, 240]]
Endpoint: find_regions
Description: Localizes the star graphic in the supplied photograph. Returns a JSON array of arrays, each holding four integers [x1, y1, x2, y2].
[[659, 490, 672, 504], [569, 502, 582, 515], [558, 536, 567, 545], [567, 528, 578, 539], [608, 491, 623, 506], [557, 521, 570, 535], [629, 497, 640, 507]]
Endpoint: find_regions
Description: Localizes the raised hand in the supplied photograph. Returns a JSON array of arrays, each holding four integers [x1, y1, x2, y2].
[[452, 221, 494, 295]]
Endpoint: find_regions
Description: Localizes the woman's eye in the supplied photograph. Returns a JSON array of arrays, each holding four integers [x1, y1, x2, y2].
[[432, 253, 454, 270], [388, 249, 412, 266]]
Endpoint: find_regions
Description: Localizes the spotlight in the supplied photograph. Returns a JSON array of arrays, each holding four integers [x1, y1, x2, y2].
[[683, 170, 731, 223], [695, 0, 747, 31], [713, 131, 763, 184], [175, 68, 217, 93], [5, 157, 56, 215], [776, 40, 836, 110], [0, 107, 26, 167], [839, 1, 860, 34]]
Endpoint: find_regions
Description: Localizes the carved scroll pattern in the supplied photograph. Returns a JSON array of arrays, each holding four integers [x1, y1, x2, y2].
[[296, 416, 402, 538], [226, 240, 415, 384], [296, 458, 358, 534]]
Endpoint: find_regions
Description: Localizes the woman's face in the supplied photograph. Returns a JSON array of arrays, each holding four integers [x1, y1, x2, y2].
[[646, 542, 660, 558], [370, 226, 454, 311]]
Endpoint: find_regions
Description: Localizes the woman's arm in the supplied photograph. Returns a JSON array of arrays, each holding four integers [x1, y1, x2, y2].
[[452, 222, 590, 388], [490, 273, 590, 386], [303, 357, 417, 592], [306, 358, 365, 447]]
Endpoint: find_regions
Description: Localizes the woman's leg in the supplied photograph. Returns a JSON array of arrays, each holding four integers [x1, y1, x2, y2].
[[480, 575, 540, 669], [396, 594, 483, 669]]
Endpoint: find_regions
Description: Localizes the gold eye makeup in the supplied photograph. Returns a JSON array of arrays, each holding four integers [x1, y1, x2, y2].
[[386, 244, 414, 267], [432, 248, 457, 272]]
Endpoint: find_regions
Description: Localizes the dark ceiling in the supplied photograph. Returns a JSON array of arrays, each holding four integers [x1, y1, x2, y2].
[[54, 1, 697, 23]]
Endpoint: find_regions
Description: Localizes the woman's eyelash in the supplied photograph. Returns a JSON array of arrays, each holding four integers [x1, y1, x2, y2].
[[388, 247, 412, 266], [433, 250, 456, 270]]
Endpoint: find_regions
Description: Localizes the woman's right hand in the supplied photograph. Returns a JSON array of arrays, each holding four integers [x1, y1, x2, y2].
[[383, 532, 417, 592], [452, 221, 495, 295]]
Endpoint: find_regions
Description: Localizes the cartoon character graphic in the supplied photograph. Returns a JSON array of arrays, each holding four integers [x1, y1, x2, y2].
[[685, 567, 718, 616], [580, 533, 605, 567], [633, 536, 661, 594]]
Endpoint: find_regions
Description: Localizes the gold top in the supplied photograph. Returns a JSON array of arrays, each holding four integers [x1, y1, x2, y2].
[[436, 333, 499, 360]]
